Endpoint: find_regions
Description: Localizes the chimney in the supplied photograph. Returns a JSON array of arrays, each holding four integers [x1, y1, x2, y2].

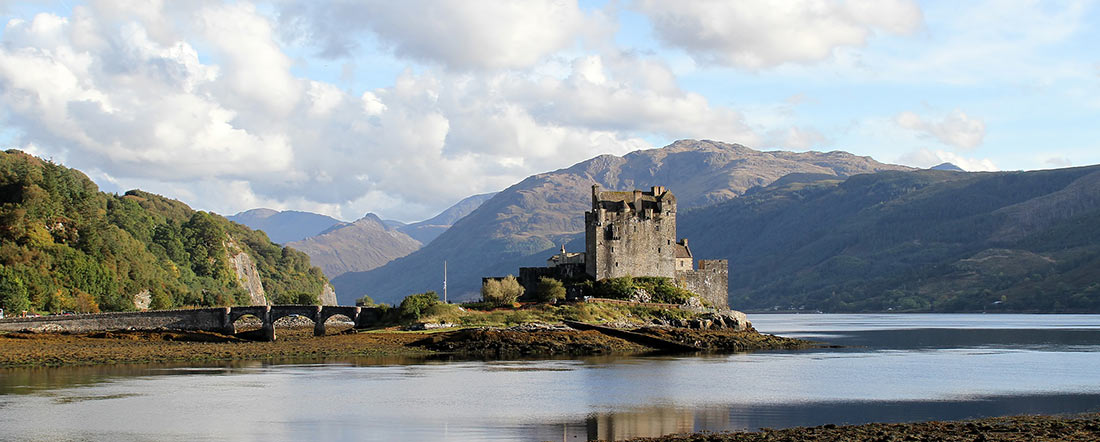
[[633, 189, 642, 212]]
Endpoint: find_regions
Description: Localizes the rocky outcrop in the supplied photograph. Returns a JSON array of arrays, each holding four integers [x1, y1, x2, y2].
[[319, 283, 338, 306], [225, 237, 268, 305], [133, 289, 151, 310], [650, 310, 751, 331]]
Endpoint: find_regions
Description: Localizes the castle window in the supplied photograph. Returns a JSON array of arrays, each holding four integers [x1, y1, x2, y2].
[[658, 247, 661, 253], [610, 246, 614, 253], [615, 262, 619, 267], [667, 239, 671, 245]]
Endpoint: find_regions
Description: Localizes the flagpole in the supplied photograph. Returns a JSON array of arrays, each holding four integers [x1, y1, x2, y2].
[[443, 260, 448, 303]]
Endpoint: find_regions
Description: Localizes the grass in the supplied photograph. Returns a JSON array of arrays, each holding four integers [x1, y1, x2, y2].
[[416, 301, 699, 328]]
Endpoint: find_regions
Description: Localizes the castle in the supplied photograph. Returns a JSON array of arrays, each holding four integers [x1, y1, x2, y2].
[[518, 185, 729, 308]]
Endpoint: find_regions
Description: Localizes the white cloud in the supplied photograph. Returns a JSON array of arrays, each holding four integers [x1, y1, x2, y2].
[[898, 148, 997, 172], [1, 3, 755, 222], [1043, 156, 1073, 168], [631, 0, 923, 69], [895, 109, 986, 150], [276, 0, 596, 70], [763, 127, 828, 150]]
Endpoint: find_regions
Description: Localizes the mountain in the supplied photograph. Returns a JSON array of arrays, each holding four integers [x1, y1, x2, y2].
[[0, 150, 331, 314], [930, 162, 966, 172], [677, 165, 1100, 312], [287, 213, 422, 279], [228, 209, 343, 244], [332, 139, 911, 305], [398, 192, 497, 244]]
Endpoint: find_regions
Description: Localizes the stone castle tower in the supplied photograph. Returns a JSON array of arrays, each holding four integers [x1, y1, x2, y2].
[[516, 184, 729, 308], [585, 185, 686, 280], [584, 184, 728, 308]]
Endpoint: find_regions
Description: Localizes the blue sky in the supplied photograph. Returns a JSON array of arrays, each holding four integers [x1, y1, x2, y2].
[[0, 1, 1097, 222]]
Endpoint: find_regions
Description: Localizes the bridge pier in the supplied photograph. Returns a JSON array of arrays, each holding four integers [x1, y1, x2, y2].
[[312, 305, 326, 336], [219, 307, 235, 335]]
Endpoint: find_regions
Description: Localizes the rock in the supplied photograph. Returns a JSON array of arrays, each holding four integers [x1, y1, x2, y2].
[[630, 288, 652, 303], [133, 289, 151, 310], [319, 283, 338, 306]]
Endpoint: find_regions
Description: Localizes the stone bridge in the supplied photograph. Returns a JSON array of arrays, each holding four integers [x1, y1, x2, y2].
[[0, 305, 384, 341]]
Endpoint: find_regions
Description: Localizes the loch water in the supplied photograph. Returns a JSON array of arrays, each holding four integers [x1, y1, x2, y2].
[[2, 314, 1099, 441]]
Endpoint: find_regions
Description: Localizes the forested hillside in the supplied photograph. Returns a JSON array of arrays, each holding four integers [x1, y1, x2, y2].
[[679, 166, 1100, 312], [0, 150, 329, 314]]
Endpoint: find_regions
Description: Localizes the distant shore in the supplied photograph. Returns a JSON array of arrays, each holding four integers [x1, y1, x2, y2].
[[0, 325, 814, 368], [616, 413, 1100, 442]]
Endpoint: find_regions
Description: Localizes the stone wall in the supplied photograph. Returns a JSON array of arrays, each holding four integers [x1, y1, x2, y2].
[[586, 186, 678, 280], [676, 259, 729, 309], [0, 308, 229, 333], [518, 263, 587, 295]]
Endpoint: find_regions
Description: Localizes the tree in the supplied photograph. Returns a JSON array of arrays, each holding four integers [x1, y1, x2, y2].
[[356, 294, 376, 307], [398, 291, 440, 320], [533, 277, 566, 303], [483, 275, 524, 307], [481, 279, 503, 305], [0, 266, 30, 313]]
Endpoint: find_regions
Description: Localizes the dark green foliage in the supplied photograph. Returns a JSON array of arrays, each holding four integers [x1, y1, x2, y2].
[[679, 166, 1100, 313], [0, 150, 329, 313], [532, 277, 566, 303], [579, 276, 699, 305], [355, 295, 376, 306], [271, 291, 319, 305], [0, 265, 30, 313], [398, 291, 440, 320]]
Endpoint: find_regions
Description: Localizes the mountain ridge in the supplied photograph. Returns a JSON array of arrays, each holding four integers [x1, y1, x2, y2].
[[676, 165, 1100, 312], [333, 139, 912, 305]]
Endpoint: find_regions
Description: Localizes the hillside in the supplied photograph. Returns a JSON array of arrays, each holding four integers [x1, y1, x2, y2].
[[398, 192, 497, 244], [0, 150, 330, 314], [677, 166, 1100, 312], [227, 209, 343, 244], [332, 139, 910, 305], [287, 214, 422, 278]]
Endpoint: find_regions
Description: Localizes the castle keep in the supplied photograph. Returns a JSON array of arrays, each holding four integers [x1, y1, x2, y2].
[[519, 185, 729, 308]]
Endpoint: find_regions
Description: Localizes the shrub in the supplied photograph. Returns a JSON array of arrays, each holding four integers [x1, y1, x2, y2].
[[398, 291, 440, 320], [532, 277, 566, 303], [482, 275, 525, 307], [481, 279, 503, 305], [355, 295, 376, 307], [580, 276, 700, 305]]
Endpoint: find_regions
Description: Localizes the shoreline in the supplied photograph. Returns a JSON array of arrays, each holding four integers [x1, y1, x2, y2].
[[614, 413, 1100, 441], [0, 325, 816, 369]]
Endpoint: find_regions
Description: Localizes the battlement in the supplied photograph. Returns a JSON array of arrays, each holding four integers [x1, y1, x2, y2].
[[590, 184, 676, 217]]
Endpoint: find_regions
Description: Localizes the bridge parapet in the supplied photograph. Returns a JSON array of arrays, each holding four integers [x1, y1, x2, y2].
[[0, 305, 383, 342]]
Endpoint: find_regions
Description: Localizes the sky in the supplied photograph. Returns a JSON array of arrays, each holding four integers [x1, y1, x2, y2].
[[0, 1, 1097, 222]]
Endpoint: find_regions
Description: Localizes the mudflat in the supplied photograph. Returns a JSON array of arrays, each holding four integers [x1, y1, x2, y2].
[[617, 413, 1100, 442], [0, 326, 814, 368]]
